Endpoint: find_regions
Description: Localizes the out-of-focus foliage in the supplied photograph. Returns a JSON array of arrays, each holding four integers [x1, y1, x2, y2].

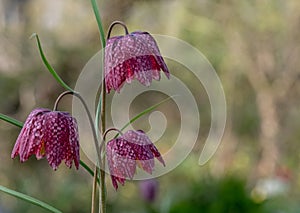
[[169, 177, 264, 213], [1, 0, 300, 212]]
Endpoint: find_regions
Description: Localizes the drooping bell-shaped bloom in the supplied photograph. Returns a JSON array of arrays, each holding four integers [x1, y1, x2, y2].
[[11, 108, 80, 170], [106, 130, 165, 190], [105, 31, 170, 93]]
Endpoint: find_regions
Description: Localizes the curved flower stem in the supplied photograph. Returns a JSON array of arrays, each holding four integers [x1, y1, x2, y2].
[[53, 91, 101, 171], [107, 21, 129, 39], [103, 127, 123, 138], [100, 127, 123, 151], [55, 91, 103, 213]]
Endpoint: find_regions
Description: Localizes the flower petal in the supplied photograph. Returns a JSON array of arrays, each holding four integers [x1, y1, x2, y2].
[[44, 112, 69, 170], [122, 130, 152, 146], [11, 108, 50, 161], [11, 108, 80, 170], [107, 139, 137, 178], [104, 30, 169, 93], [64, 116, 80, 169], [106, 130, 165, 190]]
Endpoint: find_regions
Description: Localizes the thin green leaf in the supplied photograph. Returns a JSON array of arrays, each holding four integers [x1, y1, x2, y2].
[[90, 0, 106, 48], [0, 114, 96, 181], [30, 33, 75, 93], [0, 113, 23, 128], [79, 160, 99, 184], [0, 185, 62, 213], [80, 160, 94, 177], [90, 0, 105, 140], [114, 96, 175, 138], [95, 93, 101, 138]]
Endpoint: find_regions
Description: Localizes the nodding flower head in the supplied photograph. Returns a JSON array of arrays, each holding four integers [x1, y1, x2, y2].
[[11, 108, 80, 170], [106, 129, 165, 190], [104, 22, 170, 93]]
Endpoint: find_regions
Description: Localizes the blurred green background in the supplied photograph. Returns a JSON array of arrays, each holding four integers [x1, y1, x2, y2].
[[1, 0, 300, 212]]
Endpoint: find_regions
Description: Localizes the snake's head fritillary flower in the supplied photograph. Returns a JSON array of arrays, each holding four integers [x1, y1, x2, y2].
[[105, 28, 170, 93], [11, 108, 80, 170], [139, 179, 159, 203], [106, 130, 165, 190]]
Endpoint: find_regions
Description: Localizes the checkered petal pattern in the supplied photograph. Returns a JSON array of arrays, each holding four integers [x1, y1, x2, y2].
[[105, 31, 170, 93], [106, 130, 165, 190], [11, 108, 80, 170]]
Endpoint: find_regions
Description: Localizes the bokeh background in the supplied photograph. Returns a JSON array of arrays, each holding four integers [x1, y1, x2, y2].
[[1, 0, 300, 212]]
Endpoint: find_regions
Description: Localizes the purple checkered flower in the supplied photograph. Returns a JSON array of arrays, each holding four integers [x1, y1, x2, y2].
[[11, 108, 80, 170], [105, 31, 170, 93], [106, 130, 165, 190]]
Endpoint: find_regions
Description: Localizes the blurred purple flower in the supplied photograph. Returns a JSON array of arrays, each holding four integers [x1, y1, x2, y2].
[[105, 31, 170, 93], [139, 179, 159, 202], [106, 130, 165, 190], [11, 108, 80, 170]]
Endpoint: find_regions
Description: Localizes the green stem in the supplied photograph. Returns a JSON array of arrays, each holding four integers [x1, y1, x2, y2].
[[91, 167, 98, 213], [90, 0, 106, 212], [99, 71, 106, 213], [54, 91, 104, 213], [99, 164, 106, 213], [94, 93, 101, 139], [54, 91, 102, 167]]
